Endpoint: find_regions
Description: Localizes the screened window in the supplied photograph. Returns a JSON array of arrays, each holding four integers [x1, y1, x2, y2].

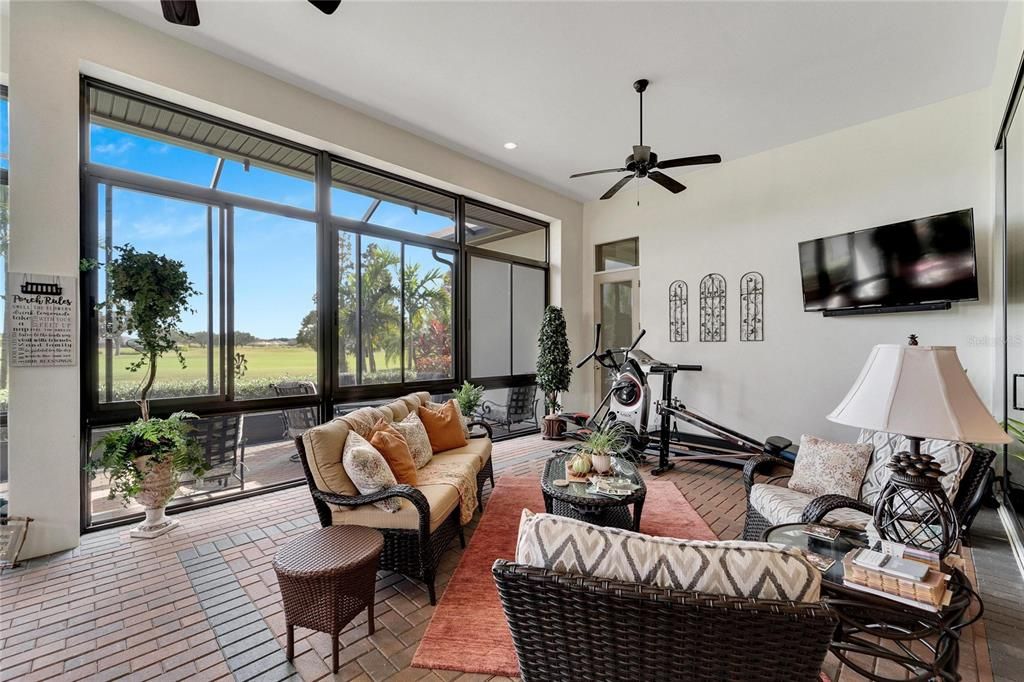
[[80, 78, 547, 529], [232, 209, 317, 399], [596, 237, 639, 271], [466, 202, 546, 261], [469, 257, 546, 380], [339, 231, 455, 386], [331, 161, 456, 241], [87, 86, 316, 209], [95, 184, 223, 403], [1, 85, 9, 501]]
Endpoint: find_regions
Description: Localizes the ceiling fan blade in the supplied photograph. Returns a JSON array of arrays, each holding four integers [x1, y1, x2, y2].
[[648, 170, 686, 194], [569, 167, 628, 179], [632, 145, 652, 165], [600, 175, 634, 200], [160, 0, 200, 26], [657, 154, 722, 170], [308, 0, 342, 14]]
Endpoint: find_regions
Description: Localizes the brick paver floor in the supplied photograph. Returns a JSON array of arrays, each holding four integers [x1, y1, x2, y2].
[[0, 434, 993, 681]]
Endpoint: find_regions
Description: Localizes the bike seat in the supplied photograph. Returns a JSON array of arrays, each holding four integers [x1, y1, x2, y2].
[[648, 363, 703, 374]]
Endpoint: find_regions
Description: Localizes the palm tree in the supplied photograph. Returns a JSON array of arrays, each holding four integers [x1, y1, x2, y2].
[[359, 242, 400, 376], [403, 262, 448, 370]]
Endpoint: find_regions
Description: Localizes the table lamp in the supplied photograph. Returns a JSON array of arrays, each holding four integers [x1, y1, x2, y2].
[[828, 337, 1009, 556]]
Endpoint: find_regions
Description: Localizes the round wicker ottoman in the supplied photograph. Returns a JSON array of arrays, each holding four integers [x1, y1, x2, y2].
[[273, 525, 384, 673]]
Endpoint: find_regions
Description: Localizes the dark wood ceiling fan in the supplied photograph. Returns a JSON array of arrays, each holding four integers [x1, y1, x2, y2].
[[570, 79, 722, 200], [160, 0, 341, 27]]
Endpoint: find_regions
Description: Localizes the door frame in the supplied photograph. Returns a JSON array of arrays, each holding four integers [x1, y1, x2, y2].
[[592, 269, 641, 407]]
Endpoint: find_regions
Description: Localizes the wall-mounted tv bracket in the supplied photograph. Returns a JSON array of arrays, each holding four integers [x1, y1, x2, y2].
[[822, 301, 951, 317]]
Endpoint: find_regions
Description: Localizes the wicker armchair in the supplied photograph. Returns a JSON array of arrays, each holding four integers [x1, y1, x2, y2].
[[493, 560, 836, 681], [742, 443, 995, 542], [295, 418, 493, 605]]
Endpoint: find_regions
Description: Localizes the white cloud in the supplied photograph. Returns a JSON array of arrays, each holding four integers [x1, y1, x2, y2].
[[94, 140, 135, 156]]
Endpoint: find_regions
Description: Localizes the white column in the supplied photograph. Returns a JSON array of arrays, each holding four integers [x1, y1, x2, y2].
[[7, 2, 82, 557]]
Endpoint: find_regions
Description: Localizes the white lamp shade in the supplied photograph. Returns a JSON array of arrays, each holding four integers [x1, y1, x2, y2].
[[828, 344, 1011, 444]]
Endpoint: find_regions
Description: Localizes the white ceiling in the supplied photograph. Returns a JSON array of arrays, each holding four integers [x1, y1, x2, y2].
[[96, 1, 1008, 202]]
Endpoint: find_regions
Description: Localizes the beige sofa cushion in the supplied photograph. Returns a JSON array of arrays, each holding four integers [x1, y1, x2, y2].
[[437, 438, 492, 467], [301, 419, 358, 506], [330, 483, 459, 531], [516, 510, 821, 602], [381, 399, 411, 422], [341, 406, 387, 438]]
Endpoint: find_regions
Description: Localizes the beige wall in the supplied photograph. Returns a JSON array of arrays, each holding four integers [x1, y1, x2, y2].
[[6, 0, 583, 557], [581, 90, 997, 446]]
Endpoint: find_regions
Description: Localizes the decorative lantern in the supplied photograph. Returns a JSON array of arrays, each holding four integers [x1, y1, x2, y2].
[[872, 451, 959, 558]]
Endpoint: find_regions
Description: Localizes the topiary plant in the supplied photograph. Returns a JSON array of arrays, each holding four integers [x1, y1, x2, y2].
[[536, 306, 571, 414], [87, 246, 206, 536]]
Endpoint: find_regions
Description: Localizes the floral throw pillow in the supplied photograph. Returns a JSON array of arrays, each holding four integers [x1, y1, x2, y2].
[[393, 413, 434, 469], [787, 434, 873, 500], [342, 431, 400, 513]]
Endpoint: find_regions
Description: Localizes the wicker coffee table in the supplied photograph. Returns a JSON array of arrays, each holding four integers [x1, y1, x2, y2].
[[273, 525, 384, 673], [541, 453, 646, 530]]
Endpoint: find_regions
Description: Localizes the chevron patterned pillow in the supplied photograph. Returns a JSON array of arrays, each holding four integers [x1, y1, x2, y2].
[[514, 510, 821, 602]]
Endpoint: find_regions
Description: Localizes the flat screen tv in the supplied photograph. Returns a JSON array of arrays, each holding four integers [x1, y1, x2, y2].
[[798, 208, 978, 313]]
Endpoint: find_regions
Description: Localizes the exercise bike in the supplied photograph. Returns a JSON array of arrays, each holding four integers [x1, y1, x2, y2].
[[558, 324, 792, 473], [556, 325, 666, 461]]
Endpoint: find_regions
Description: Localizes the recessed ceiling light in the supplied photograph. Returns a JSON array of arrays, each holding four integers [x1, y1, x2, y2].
[[503, 142, 518, 150]]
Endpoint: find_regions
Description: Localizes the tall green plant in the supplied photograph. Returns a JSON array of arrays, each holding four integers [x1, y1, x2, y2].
[[536, 306, 571, 414], [453, 381, 485, 416], [103, 245, 198, 419]]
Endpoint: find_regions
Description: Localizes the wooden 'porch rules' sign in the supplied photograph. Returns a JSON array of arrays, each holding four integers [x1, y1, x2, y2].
[[7, 273, 77, 366]]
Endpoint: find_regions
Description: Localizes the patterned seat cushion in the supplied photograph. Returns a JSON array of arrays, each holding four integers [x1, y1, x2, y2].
[[515, 509, 821, 602], [749, 483, 872, 530], [857, 431, 974, 506], [788, 434, 873, 499]]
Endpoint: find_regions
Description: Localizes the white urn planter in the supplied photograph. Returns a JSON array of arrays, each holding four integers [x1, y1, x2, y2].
[[591, 453, 613, 475], [130, 456, 180, 538]]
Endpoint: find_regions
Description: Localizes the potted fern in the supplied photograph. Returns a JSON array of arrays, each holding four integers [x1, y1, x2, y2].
[[87, 246, 206, 538], [537, 306, 571, 439], [453, 380, 485, 418]]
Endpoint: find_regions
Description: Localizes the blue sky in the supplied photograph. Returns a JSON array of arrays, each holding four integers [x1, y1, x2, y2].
[[89, 123, 454, 339]]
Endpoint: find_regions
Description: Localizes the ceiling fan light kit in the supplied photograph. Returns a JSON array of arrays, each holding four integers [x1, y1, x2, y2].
[[570, 78, 722, 201]]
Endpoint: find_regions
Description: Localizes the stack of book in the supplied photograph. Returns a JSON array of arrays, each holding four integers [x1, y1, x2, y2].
[[842, 544, 952, 612]]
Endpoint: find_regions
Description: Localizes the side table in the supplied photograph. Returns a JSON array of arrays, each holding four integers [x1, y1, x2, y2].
[[763, 523, 982, 681], [273, 525, 385, 673]]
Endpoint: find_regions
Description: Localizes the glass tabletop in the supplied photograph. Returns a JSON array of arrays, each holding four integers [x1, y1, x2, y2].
[[543, 453, 644, 503], [764, 523, 870, 585]]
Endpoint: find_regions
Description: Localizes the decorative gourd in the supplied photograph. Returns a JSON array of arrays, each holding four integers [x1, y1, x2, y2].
[[569, 452, 592, 476]]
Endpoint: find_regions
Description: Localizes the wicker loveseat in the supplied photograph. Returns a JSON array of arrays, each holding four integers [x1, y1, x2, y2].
[[295, 391, 494, 604], [743, 430, 996, 542], [494, 511, 836, 682]]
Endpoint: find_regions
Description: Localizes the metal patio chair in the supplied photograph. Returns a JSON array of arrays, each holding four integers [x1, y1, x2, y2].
[[477, 385, 540, 432]]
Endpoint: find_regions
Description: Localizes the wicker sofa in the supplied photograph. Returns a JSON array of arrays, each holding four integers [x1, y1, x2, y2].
[[742, 431, 996, 542], [295, 391, 495, 604]]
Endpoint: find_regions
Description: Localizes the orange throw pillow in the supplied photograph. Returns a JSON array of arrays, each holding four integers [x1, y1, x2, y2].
[[368, 418, 418, 486], [418, 399, 469, 453]]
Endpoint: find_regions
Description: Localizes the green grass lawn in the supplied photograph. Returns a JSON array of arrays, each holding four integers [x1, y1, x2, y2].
[[100, 344, 398, 383]]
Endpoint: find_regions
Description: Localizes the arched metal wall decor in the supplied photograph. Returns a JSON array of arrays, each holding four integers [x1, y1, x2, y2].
[[699, 274, 726, 342], [739, 271, 764, 342], [669, 280, 688, 342]]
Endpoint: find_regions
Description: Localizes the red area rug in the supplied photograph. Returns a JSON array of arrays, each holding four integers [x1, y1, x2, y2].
[[411, 474, 717, 677]]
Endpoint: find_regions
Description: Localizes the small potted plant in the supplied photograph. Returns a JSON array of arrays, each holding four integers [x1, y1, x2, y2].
[[86, 246, 206, 538], [536, 306, 571, 440], [453, 380, 485, 418], [581, 424, 625, 475]]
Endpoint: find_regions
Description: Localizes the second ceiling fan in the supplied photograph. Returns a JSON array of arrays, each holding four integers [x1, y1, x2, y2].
[[570, 79, 721, 200]]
